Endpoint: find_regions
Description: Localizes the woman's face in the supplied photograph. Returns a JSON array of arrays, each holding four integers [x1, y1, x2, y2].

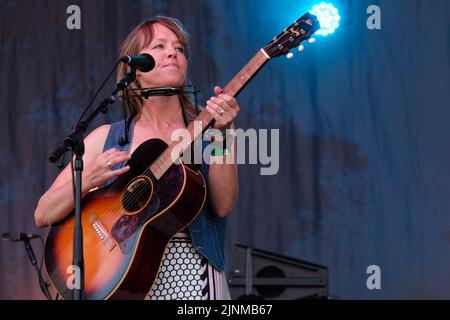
[[137, 23, 188, 88]]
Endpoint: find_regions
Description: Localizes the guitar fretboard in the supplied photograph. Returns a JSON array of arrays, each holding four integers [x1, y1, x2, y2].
[[150, 49, 270, 180]]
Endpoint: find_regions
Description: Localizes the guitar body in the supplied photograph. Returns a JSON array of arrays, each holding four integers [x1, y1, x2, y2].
[[44, 138, 207, 300]]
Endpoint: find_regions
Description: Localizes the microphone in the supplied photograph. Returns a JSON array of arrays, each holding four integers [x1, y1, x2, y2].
[[1, 232, 40, 242], [120, 53, 155, 72]]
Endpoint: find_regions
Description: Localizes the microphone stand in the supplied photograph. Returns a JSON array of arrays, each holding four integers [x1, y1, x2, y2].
[[23, 239, 53, 300], [49, 67, 137, 300]]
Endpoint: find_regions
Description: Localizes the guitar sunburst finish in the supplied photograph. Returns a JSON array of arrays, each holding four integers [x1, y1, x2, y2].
[[45, 139, 206, 300]]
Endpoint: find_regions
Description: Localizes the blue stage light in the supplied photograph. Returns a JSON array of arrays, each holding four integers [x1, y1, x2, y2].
[[310, 2, 341, 36]]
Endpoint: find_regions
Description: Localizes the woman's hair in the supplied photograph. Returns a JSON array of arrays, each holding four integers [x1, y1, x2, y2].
[[118, 16, 197, 121]]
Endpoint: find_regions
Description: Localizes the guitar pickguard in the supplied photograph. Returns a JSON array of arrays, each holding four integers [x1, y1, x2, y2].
[[111, 195, 160, 255], [110, 164, 185, 255]]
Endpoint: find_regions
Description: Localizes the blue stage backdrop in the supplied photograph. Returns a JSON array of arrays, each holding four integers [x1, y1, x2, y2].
[[1, 0, 449, 299]]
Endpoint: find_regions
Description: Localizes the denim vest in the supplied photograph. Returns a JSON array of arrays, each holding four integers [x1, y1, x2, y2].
[[102, 118, 227, 271]]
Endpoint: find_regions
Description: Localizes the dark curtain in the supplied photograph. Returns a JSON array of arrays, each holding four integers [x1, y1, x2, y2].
[[1, 0, 450, 299]]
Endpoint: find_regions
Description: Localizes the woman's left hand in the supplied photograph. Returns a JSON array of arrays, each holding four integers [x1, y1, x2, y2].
[[205, 86, 240, 130]]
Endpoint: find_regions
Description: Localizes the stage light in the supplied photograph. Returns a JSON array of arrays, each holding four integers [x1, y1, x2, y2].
[[310, 2, 341, 36]]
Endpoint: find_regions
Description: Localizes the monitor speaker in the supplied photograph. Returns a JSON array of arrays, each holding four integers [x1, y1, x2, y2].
[[227, 243, 329, 300]]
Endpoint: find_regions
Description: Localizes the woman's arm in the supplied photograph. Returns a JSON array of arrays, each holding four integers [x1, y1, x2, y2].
[[205, 86, 240, 218], [34, 125, 131, 227], [207, 127, 239, 218]]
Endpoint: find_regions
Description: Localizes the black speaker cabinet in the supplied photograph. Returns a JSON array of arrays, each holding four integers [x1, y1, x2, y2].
[[228, 243, 329, 300]]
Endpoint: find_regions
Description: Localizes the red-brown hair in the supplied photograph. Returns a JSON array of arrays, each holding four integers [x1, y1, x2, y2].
[[118, 16, 196, 120]]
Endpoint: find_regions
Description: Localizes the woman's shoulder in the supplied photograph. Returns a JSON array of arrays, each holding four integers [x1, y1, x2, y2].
[[83, 124, 112, 153], [86, 124, 111, 141]]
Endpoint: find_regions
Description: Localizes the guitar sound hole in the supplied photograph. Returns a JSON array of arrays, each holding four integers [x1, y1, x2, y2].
[[122, 176, 154, 214]]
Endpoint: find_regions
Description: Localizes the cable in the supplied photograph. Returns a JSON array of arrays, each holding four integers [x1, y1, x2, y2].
[[73, 60, 121, 130]]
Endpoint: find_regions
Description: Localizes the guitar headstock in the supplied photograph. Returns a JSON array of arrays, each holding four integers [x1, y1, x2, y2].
[[263, 12, 321, 59]]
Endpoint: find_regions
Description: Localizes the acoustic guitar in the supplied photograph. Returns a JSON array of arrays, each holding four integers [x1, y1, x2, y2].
[[44, 12, 320, 300]]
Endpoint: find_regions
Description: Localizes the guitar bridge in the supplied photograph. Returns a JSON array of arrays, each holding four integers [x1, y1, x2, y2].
[[90, 214, 116, 252]]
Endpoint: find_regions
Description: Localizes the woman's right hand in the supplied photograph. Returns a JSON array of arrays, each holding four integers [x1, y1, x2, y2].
[[83, 148, 132, 192], [35, 126, 132, 228]]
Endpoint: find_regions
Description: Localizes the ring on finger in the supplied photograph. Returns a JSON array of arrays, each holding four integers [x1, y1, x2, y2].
[[219, 108, 225, 115], [106, 161, 112, 169]]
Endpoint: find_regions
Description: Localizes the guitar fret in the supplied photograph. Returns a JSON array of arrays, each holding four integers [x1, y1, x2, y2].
[[224, 51, 268, 97], [148, 50, 269, 181]]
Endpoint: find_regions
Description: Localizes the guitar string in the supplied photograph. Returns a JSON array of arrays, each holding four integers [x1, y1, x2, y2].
[[98, 111, 214, 226], [99, 51, 269, 225], [97, 52, 265, 227], [98, 44, 289, 228], [97, 111, 210, 226], [99, 51, 270, 228], [97, 45, 285, 228]]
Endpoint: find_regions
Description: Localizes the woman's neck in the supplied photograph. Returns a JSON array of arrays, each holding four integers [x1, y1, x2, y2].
[[139, 95, 184, 129]]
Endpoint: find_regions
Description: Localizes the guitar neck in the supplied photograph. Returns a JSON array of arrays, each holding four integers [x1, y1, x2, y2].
[[150, 49, 270, 180]]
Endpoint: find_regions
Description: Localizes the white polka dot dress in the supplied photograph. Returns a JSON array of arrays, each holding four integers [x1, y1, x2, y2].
[[146, 232, 231, 300]]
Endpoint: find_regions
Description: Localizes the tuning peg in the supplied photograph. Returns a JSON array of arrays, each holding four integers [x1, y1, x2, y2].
[[286, 52, 294, 59], [298, 45, 305, 52], [309, 37, 316, 44]]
